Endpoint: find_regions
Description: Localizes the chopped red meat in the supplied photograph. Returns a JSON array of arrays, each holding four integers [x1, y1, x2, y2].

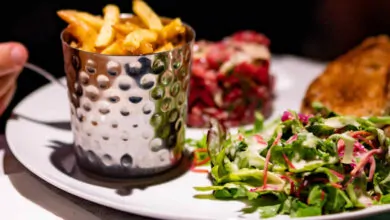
[[188, 30, 275, 128]]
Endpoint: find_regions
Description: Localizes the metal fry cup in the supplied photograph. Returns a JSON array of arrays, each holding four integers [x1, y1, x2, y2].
[[61, 15, 195, 178]]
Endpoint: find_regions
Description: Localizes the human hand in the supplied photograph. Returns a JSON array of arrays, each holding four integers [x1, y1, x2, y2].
[[0, 42, 28, 115]]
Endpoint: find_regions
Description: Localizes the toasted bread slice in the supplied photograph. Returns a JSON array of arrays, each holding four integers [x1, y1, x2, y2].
[[300, 35, 390, 117]]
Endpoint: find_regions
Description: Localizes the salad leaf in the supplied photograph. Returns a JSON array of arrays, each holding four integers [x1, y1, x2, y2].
[[258, 204, 281, 218], [207, 119, 227, 166], [367, 116, 390, 126], [311, 102, 338, 118], [242, 111, 265, 135], [217, 168, 285, 186], [380, 194, 390, 204], [307, 185, 326, 207], [323, 185, 353, 214]]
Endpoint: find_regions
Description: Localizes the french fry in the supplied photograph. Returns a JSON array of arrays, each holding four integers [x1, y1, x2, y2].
[[155, 42, 174, 53], [112, 22, 140, 35], [160, 18, 185, 41], [122, 16, 147, 28], [75, 12, 104, 30], [58, 10, 97, 52], [101, 41, 128, 55], [95, 4, 120, 48], [123, 29, 158, 52], [70, 41, 79, 48], [58, 10, 98, 32], [137, 41, 154, 54], [57, 10, 79, 24], [60, 10, 104, 30], [65, 24, 97, 52], [132, 0, 163, 31], [116, 32, 125, 40]]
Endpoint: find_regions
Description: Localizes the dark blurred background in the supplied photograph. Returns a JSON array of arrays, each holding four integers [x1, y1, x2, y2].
[[1, 0, 390, 131]]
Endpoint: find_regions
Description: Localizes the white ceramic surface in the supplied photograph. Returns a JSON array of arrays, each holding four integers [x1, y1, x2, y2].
[[8, 57, 390, 220]]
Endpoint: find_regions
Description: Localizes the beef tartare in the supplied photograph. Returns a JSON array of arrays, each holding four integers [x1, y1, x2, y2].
[[188, 31, 275, 128]]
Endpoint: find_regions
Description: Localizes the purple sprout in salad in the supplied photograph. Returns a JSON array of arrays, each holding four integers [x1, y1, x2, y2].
[[281, 110, 313, 125]]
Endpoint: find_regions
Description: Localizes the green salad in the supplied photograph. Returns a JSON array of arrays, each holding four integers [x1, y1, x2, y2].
[[193, 103, 390, 218]]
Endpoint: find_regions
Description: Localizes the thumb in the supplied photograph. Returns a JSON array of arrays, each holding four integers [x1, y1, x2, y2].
[[0, 42, 28, 76]]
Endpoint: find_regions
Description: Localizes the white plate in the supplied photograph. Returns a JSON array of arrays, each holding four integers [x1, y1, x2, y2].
[[7, 57, 389, 220]]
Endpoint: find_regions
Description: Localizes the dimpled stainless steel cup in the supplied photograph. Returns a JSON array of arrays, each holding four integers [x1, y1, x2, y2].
[[61, 17, 195, 178]]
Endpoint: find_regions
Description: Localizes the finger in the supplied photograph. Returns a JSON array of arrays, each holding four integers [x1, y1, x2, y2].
[[0, 74, 16, 98], [0, 42, 28, 76], [0, 84, 16, 116]]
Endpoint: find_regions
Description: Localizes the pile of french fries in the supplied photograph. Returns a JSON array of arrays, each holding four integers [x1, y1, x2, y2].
[[57, 0, 187, 55]]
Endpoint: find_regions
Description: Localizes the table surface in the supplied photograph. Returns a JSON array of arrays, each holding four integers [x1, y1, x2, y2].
[[2, 55, 390, 220]]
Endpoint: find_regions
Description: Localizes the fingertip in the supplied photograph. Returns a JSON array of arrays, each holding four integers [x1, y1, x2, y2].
[[9, 42, 29, 66], [0, 42, 28, 76]]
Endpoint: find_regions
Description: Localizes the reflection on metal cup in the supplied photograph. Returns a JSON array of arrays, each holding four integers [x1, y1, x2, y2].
[[60, 19, 195, 178]]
